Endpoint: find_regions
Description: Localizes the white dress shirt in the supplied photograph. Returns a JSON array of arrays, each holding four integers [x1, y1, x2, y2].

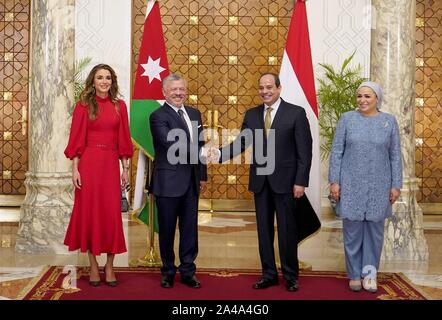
[[263, 97, 281, 126], [167, 103, 194, 142]]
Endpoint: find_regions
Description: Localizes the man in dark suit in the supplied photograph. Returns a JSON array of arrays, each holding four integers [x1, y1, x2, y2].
[[208, 73, 320, 291], [150, 73, 207, 289]]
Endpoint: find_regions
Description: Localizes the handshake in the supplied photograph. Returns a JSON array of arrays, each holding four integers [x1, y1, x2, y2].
[[202, 145, 221, 164]]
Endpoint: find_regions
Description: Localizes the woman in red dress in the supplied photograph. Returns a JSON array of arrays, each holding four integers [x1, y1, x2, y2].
[[64, 64, 133, 287]]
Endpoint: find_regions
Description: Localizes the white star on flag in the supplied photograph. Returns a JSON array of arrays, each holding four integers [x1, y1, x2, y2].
[[140, 56, 166, 84]]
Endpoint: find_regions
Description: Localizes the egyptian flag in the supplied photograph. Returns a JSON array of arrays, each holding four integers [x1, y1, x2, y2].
[[279, 0, 321, 241], [130, 0, 169, 231]]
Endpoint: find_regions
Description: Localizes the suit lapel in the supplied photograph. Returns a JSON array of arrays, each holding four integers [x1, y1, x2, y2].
[[162, 103, 190, 139], [255, 104, 265, 129], [270, 100, 286, 130], [184, 106, 198, 142], [255, 101, 287, 138], [256, 100, 286, 131], [253, 104, 268, 147], [184, 106, 197, 126]]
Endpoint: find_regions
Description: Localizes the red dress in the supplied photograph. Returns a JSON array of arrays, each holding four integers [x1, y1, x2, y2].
[[64, 95, 133, 255]]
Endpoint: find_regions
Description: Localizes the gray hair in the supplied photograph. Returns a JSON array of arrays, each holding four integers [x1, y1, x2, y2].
[[357, 81, 383, 109], [162, 73, 187, 91]]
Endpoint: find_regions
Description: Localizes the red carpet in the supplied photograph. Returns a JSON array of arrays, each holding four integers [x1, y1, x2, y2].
[[21, 266, 428, 300]]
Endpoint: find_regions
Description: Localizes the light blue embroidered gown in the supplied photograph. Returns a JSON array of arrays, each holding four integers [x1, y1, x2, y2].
[[328, 110, 402, 222]]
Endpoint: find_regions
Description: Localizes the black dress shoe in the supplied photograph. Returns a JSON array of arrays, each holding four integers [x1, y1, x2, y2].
[[161, 275, 174, 288], [180, 275, 201, 288], [104, 264, 118, 287], [89, 280, 101, 287], [285, 279, 299, 292], [105, 280, 118, 287], [253, 278, 279, 289]]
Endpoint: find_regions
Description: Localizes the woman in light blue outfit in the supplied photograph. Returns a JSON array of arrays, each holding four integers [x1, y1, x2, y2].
[[328, 81, 402, 293]]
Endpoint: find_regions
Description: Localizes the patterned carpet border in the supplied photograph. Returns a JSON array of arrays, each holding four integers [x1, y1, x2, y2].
[[16, 265, 52, 300], [21, 266, 429, 300]]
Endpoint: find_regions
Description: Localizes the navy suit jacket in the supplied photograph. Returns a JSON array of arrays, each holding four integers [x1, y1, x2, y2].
[[220, 99, 312, 194], [149, 103, 207, 197], [219, 98, 320, 242]]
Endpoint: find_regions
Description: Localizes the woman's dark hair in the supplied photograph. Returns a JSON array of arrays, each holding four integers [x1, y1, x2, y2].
[[80, 64, 120, 119]]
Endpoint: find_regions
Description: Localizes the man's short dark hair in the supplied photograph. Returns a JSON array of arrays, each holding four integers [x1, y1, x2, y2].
[[259, 73, 281, 87]]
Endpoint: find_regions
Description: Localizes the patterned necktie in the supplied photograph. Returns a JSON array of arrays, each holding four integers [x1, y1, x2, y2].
[[264, 107, 273, 136], [177, 109, 190, 136], [177, 109, 187, 126]]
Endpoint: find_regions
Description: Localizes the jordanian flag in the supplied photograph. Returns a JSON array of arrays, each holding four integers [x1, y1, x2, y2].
[[130, 0, 169, 232]]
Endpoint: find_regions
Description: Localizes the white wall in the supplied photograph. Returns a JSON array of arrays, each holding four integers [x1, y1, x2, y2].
[[75, 0, 132, 102], [308, 0, 371, 78]]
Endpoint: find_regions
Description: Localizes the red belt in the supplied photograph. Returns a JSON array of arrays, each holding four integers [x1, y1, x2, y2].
[[86, 143, 117, 150]]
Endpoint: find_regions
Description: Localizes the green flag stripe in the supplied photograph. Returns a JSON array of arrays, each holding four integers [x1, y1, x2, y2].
[[136, 202, 159, 233], [130, 99, 161, 157], [130, 99, 161, 232]]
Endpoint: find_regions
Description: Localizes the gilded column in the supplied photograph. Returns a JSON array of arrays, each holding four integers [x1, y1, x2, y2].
[[15, 0, 75, 253], [371, 0, 428, 260]]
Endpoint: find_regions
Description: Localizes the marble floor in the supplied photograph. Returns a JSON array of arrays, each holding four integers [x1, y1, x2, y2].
[[0, 209, 442, 300]]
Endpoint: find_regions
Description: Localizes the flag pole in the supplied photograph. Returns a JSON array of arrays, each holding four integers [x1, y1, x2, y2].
[[129, 157, 162, 267], [129, 0, 167, 268], [145, 158, 161, 266]]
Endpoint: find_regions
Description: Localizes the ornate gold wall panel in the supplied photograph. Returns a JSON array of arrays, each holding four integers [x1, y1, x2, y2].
[[131, 0, 292, 202], [0, 0, 30, 196], [415, 0, 442, 203]]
